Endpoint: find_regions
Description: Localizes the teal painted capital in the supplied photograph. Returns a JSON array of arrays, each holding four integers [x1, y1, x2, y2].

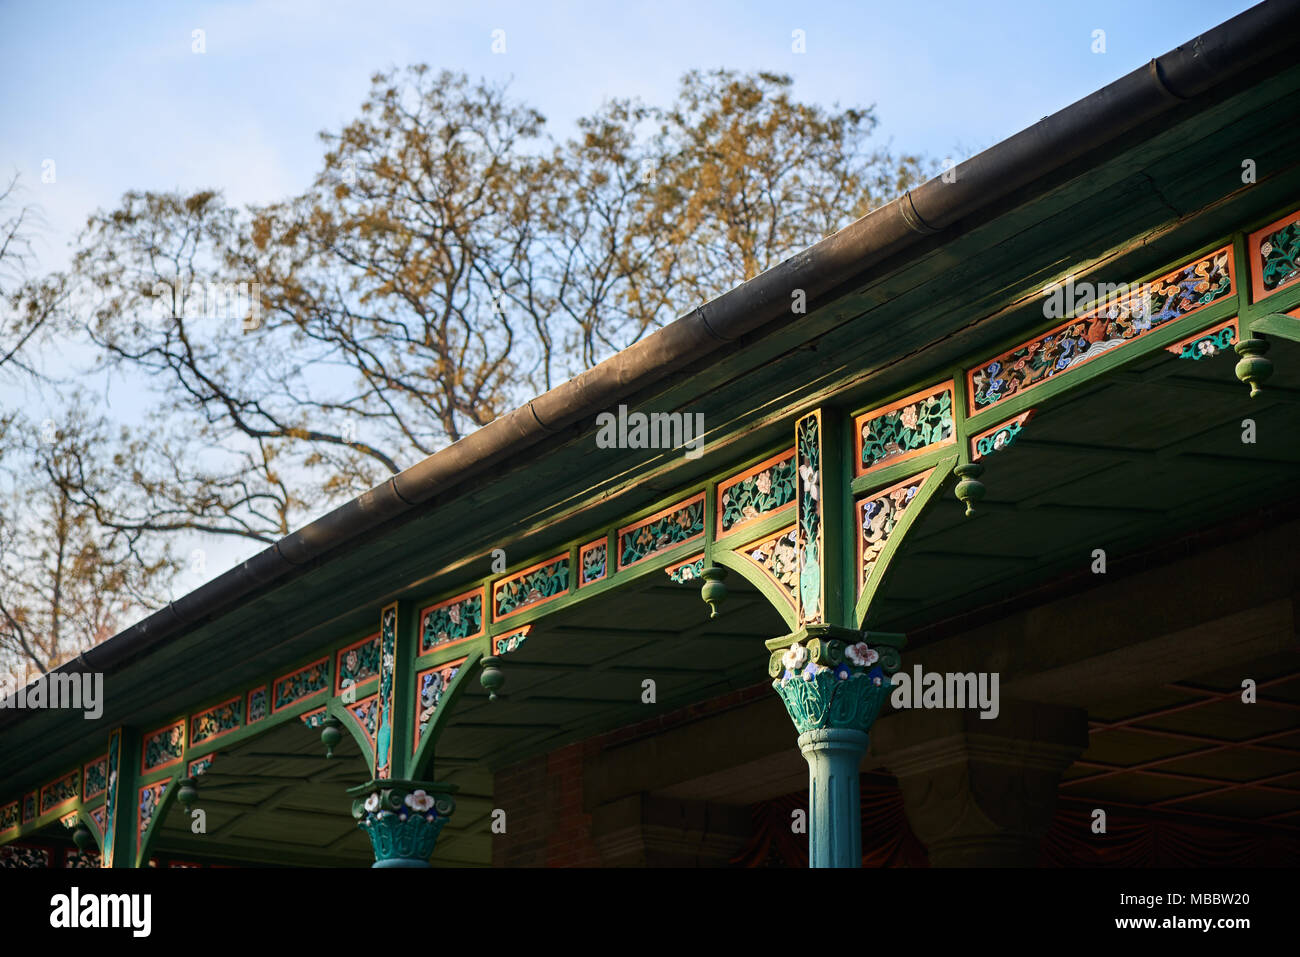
[[773, 669, 892, 735], [348, 779, 456, 868]]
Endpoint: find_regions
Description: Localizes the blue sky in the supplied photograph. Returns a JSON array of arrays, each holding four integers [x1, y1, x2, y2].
[[1, 0, 1255, 272], [0, 0, 1256, 597]]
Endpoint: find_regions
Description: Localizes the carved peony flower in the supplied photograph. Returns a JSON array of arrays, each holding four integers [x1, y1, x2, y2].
[[404, 789, 435, 813], [845, 642, 879, 667], [782, 643, 809, 672], [364, 792, 382, 813]]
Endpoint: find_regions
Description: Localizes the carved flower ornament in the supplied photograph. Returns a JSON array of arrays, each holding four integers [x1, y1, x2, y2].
[[845, 642, 879, 667], [782, 643, 809, 672], [405, 789, 435, 813]]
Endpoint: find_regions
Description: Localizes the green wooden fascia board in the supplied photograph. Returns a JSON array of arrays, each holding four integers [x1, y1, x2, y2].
[[409, 442, 795, 638], [849, 443, 954, 498], [854, 454, 959, 628], [715, 504, 797, 554]]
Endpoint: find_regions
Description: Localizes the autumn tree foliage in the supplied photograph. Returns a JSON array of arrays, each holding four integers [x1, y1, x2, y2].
[[2, 67, 927, 679]]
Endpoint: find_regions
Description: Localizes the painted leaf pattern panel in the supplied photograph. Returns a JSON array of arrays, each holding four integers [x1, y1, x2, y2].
[[619, 499, 705, 568], [421, 593, 482, 652], [719, 453, 796, 532], [495, 557, 570, 617], [1260, 221, 1300, 292], [581, 542, 607, 584], [860, 389, 953, 471]]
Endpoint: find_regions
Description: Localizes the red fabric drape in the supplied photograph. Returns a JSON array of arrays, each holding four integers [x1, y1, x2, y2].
[[1039, 802, 1300, 867], [733, 775, 927, 867]]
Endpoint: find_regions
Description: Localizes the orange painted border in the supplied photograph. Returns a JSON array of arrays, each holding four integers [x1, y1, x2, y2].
[[853, 382, 956, 478], [1163, 316, 1239, 358], [39, 770, 80, 816], [578, 538, 608, 586], [299, 705, 327, 727], [0, 801, 18, 835], [187, 755, 214, 778], [855, 468, 936, 593], [492, 553, 571, 621], [189, 694, 244, 748], [418, 587, 486, 653], [246, 684, 268, 723], [969, 411, 1035, 462], [1248, 208, 1300, 302], [140, 720, 186, 775], [664, 553, 705, 580], [715, 449, 797, 539], [966, 245, 1236, 415], [617, 491, 707, 571], [492, 625, 532, 656], [335, 632, 383, 694], [271, 656, 330, 714], [82, 755, 107, 802], [412, 657, 468, 754]]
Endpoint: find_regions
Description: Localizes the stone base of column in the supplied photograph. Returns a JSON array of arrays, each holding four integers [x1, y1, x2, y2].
[[871, 699, 1088, 867]]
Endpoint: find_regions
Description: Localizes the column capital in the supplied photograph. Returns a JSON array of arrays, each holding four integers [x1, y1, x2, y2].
[[347, 779, 457, 868]]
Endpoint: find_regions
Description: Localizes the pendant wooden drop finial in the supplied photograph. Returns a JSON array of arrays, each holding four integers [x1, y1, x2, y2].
[[953, 463, 986, 518]]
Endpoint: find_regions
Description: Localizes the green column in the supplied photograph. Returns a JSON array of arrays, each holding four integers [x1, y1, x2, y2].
[[769, 625, 904, 869], [799, 728, 869, 868]]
